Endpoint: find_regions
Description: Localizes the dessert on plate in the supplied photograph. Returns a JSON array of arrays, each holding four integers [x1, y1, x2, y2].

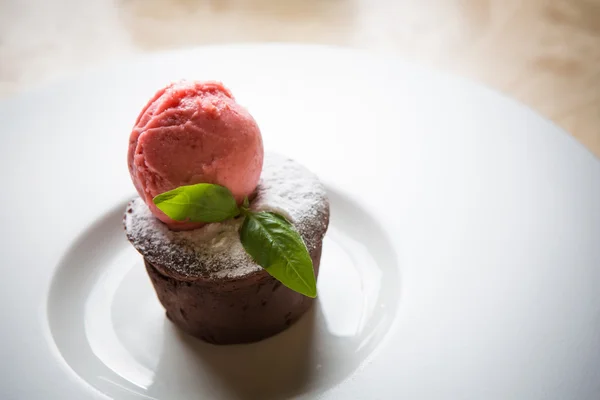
[[124, 80, 329, 344]]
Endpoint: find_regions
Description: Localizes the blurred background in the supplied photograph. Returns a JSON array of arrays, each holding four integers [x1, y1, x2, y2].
[[1, 0, 598, 156]]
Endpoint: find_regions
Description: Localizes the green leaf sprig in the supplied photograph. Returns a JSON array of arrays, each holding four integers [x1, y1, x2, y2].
[[153, 184, 317, 298]]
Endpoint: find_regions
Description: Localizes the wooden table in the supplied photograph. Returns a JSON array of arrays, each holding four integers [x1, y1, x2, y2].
[[1, 0, 598, 156]]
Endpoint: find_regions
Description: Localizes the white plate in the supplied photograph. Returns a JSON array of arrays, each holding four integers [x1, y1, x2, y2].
[[1, 44, 599, 400]]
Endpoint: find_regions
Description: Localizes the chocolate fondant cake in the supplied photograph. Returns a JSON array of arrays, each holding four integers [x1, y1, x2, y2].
[[125, 153, 329, 344]]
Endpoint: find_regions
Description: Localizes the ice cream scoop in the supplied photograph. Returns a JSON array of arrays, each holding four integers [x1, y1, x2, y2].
[[128, 80, 264, 230]]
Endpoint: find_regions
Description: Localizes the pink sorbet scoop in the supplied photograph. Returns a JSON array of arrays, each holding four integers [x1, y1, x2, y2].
[[128, 80, 264, 230]]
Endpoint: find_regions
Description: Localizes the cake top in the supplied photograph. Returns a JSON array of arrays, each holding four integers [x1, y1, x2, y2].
[[124, 153, 329, 281]]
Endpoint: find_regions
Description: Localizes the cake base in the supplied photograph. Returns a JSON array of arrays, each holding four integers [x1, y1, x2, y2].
[[144, 245, 322, 345], [126, 154, 330, 344]]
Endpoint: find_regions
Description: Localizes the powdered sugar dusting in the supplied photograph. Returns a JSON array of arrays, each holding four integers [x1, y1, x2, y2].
[[252, 154, 328, 254], [125, 153, 329, 281]]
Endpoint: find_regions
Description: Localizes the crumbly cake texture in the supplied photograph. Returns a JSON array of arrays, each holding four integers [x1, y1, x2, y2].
[[124, 153, 329, 281]]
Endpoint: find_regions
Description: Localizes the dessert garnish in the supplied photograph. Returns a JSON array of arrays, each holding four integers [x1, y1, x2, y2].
[[153, 183, 317, 298]]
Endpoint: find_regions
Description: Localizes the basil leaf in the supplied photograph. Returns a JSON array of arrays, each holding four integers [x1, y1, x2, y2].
[[153, 184, 239, 223], [240, 211, 316, 298]]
